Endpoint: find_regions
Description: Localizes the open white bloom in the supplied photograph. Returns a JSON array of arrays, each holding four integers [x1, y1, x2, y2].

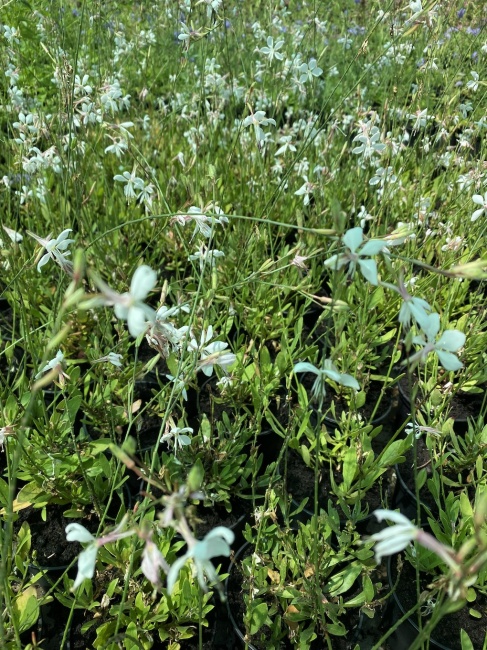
[[294, 360, 359, 401], [27, 228, 74, 274], [408, 312, 465, 372], [369, 510, 460, 581], [171, 206, 228, 240], [167, 526, 234, 596], [471, 192, 487, 222], [161, 426, 193, 451], [66, 519, 135, 591], [188, 327, 236, 377], [198, 341, 236, 377], [94, 266, 157, 337], [324, 227, 387, 286], [242, 110, 276, 143], [369, 510, 419, 563]]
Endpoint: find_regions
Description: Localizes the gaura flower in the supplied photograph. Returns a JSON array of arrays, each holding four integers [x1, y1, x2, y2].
[[66, 519, 135, 591], [324, 227, 387, 286], [93, 265, 157, 337], [27, 228, 74, 274], [167, 526, 234, 598]]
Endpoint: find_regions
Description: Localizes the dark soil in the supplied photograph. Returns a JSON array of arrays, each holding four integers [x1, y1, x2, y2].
[[285, 450, 391, 526], [0, 301, 15, 340], [398, 376, 486, 432], [192, 498, 249, 544], [13, 505, 100, 568], [389, 554, 487, 650]]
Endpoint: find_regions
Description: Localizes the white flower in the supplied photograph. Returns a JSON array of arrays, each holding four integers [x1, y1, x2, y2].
[[161, 426, 193, 452], [0, 425, 14, 451], [2, 225, 23, 243], [294, 360, 359, 401], [188, 246, 225, 270], [141, 539, 170, 588], [369, 510, 460, 579], [298, 58, 323, 84], [167, 526, 234, 597], [66, 520, 135, 591], [407, 313, 465, 372], [198, 342, 236, 377], [189, 327, 236, 377], [294, 176, 315, 206], [471, 192, 487, 222], [369, 510, 420, 563], [94, 266, 157, 337], [35, 350, 70, 386], [113, 168, 146, 201], [466, 71, 479, 92], [93, 352, 123, 368], [171, 206, 228, 240], [166, 374, 189, 401], [260, 35, 284, 62], [242, 110, 276, 143], [27, 228, 74, 274], [65, 524, 98, 590], [324, 226, 387, 286]]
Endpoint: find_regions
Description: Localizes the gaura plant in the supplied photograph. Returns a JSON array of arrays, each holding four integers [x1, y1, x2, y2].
[[235, 515, 375, 648]]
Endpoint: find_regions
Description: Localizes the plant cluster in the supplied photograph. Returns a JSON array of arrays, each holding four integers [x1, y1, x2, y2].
[[0, 1, 487, 649]]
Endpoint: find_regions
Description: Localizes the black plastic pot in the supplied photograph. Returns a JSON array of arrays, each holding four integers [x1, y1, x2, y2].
[[386, 554, 454, 650], [397, 376, 485, 436], [19, 604, 71, 650], [392, 439, 439, 521]]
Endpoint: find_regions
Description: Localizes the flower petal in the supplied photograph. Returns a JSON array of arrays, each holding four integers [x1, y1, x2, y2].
[[343, 227, 363, 253], [435, 329, 465, 352], [436, 349, 463, 372], [167, 554, 189, 595], [127, 305, 151, 338], [373, 509, 413, 526], [72, 545, 98, 590], [294, 362, 320, 375], [66, 523, 95, 543], [130, 265, 157, 301]]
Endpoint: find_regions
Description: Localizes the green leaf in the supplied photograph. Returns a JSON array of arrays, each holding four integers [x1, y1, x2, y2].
[[466, 587, 476, 603], [248, 601, 268, 635], [187, 459, 204, 492], [460, 629, 474, 650], [13, 587, 39, 633], [379, 439, 407, 467], [342, 446, 357, 492], [354, 391, 366, 409], [363, 574, 375, 601], [327, 563, 362, 596], [66, 391, 82, 422], [300, 444, 311, 467], [0, 477, 8, 505], [325, 622, 347, 636]]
